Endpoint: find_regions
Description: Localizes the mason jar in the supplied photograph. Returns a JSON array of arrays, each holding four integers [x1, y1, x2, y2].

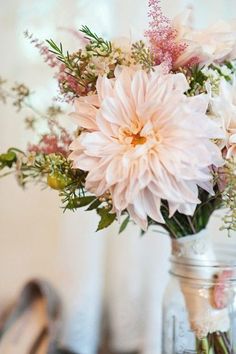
[[162, 244, 236, 354]]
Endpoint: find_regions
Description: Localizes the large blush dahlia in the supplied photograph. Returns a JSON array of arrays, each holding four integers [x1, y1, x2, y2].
[[69, 66, 223, 229], [210, 78, 236, 158]]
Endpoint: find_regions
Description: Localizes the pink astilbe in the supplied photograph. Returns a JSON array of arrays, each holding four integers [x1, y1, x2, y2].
[[145, 0, 187, 69], [25, 31, 85, 101], [24, 31, 59, 68], [55, 63, 86, 102], [58, 27, 89, 45], [28, 121, 72, 156]]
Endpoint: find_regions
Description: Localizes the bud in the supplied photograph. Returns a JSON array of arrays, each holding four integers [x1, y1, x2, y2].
[[47, 172, 70, 190]]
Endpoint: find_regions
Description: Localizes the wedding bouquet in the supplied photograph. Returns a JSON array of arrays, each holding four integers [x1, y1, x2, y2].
[[1, 0, 236, 352]]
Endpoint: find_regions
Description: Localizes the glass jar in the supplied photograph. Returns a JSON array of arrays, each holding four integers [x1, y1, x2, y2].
[[162, 247, 236, 354]]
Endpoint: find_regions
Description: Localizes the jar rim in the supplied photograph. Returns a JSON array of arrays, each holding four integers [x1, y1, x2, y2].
[[170, 255, 236, 269], [169, 256, 236, 282]]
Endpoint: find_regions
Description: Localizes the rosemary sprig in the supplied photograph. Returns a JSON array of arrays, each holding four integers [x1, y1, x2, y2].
[[80, 25, 112, 56], [46, 39, 75, 71]]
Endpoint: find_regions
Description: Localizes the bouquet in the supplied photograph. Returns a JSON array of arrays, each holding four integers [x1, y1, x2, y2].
[[1, 1, 236, 352]]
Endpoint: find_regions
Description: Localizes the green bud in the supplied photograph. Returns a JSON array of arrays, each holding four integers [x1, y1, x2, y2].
[[47, 172, 70, 190]]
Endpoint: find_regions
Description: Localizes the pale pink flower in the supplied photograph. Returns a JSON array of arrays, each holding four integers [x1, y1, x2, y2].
[[69, 66, 223, 229], [173, 10, 236, 68], [210, 78, 236, 158]]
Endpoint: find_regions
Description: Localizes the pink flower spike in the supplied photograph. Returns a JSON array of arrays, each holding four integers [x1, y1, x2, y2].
[[28, 120, 72, 157], [145, 0, 187, 69], [58, 27, 90, 46], [24, 31, 59, 68]]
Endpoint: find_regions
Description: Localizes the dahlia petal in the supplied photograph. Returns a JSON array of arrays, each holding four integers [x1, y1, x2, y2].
[[86, 158, 112, 182], [167, 73, 189, 93], [110, 184, 129, 210], [80, 95, 100, 107], [80, 132, 114, 157], [115, 80, 134, 124], [106, 157, 129, 185], [96, 110, 119, 137], [74, 99, 97, 116], [168, 202, 179, 218], [127, 204, 148, 231], [177, 202, 197, 216], [131, 70, 148, 107], [132, 193, 148, 220], [187, 94, 209, 113], [87, 177, 108, 196], [70, 99, 98, 130], [141, 189, 165, 223], [69, 152, 98, 170], [100, 97, 127, 126], [197, 179, 215, 195], [96, 75, 114, 101], [69, 137, 83, 151]]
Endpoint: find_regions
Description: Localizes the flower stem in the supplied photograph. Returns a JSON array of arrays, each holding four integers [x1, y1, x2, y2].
[[196, 332, 233, 354]]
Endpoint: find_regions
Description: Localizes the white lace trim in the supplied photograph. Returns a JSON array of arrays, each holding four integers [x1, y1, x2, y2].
[[171, 230, 230, 338]]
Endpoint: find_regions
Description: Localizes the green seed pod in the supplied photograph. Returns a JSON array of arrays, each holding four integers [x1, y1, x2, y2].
[[47, 172, 70, 190]]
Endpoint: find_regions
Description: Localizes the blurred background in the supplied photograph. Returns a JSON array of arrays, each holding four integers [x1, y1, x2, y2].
[[0, 0, 236, 353]]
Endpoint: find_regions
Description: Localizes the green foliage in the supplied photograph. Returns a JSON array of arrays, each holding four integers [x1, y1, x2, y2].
[[148, 187, 222, 239], [64, 196, 96, 210], [0, 150, 17, 169], [186, 65, 208, 96], [159, 203, 193, 238], [0, 147, 116, 231], [86, 198, 101, 211], [47, 35, 111, 96], [46, 39, 72, 68], [46, 28, 157, 100], [196, 331, 233, 353], [131, 41, 154, 71], [80, 25, 112, 56], [0, 146, 226, 237], [119, 216, 130, 234], [96, 208, 116, 231], [221, 158, 236, 235], [184, 60, 236, 98], [193, 188, 222, 233]]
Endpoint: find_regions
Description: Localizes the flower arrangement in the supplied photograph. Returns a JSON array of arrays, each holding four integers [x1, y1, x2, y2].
[[1, 1, 236, 352]]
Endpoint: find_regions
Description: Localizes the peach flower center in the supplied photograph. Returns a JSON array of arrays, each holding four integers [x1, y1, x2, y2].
[[119, 126, 147, 147], [130, 133, 147, 147]]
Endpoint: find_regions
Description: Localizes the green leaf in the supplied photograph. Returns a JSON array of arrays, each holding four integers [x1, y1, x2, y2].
[[0, 151, 17, 168], [86, 198, 101, 211], [0, 151, 16, 162], [140, 229, 146, 236], [119, 216, 130, 234], [66, 196, 96, 210], [80, 25, 100, 42], [97, 208, 116, 231]]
